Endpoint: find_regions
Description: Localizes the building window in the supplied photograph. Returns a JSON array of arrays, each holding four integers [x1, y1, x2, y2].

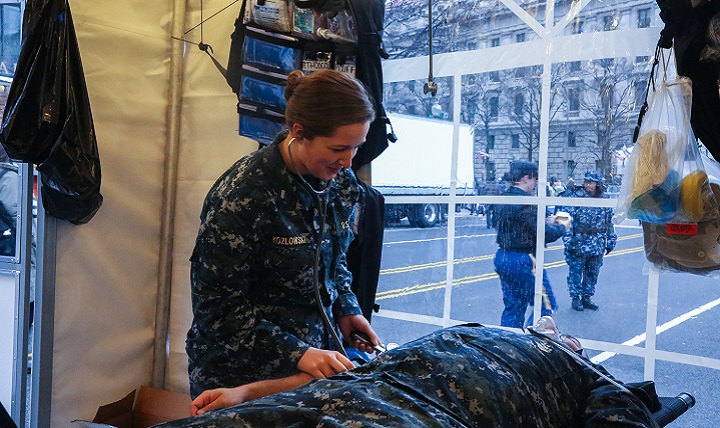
[[568, 130, 576, 147], [567, 160, 576, 176], [601, 84, 614, 110], [490, 37, 500, 47], [572, 18, 584, 34], [603, 15, 616, 31], [512, 134, 520, 148], [487, 135, 495, 150], [489, 96, 499, 119], [638, 8, 651, 28], [0, 3, 20, 80], [600, 57, 615, 68], [468, 41, 477, 51], [513, 93, 524, 116], [635, 80, 647, 107], [635, 55, 650, 64], [568, 88, 580, 113], [570, 61, 581, 72], [515, 33, 525, 43]]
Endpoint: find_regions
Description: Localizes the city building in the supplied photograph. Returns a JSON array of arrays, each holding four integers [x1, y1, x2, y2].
[[383, 0, 658, 185]]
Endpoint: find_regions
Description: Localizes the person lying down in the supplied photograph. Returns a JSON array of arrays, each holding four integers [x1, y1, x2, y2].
[[156, 323, 659, 428]]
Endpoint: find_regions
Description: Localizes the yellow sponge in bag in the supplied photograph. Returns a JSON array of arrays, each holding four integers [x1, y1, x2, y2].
[[680, 170, 708, 221]]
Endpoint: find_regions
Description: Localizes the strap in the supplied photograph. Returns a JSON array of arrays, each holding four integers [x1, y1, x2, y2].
[[632, 44, 667, 143]]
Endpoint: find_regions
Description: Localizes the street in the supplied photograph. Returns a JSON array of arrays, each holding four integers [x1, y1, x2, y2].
[[370, 212, 719, 427]]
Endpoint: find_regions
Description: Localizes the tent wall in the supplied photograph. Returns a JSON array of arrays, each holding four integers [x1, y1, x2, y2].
[[167, 1, 255, 395], [49, 0, 252, 424]]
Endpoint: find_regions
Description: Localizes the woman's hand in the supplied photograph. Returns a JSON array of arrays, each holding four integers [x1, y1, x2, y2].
[[191, 373, 314, 416], [338, 314, 383, 353], [297, 347, 355, 378], [191, 387, 247, 416]]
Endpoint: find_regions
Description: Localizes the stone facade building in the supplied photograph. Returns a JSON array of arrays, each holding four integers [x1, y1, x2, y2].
[[383, 0, 659, 186]]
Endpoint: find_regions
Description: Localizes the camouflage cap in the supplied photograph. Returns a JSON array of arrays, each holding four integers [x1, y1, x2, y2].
[[584, 170, 604, 183]]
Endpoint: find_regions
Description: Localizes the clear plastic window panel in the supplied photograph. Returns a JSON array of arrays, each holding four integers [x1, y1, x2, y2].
[[655, 361, 720, 428], [374, 204, 449, 339], [376, 1, 718, 425], [655, 272, 720, 360]]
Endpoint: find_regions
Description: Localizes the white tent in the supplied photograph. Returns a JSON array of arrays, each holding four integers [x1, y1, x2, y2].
[[16, 1, 717, 426], [37, 1, 254, 424]]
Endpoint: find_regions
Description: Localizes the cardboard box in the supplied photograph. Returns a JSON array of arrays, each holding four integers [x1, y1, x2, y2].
[[73, 385, 191, 428]]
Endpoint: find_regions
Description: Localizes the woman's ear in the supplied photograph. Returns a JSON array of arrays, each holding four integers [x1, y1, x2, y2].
[[291, 123, 304, 140]]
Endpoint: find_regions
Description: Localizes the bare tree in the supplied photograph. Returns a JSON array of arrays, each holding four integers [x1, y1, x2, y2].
[[554, 58, 644, 177], [501, 67, 565, 161]]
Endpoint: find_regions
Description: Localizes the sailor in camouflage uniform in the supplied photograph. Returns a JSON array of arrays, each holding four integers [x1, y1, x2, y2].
[[562, 171, 617, 311], [162, 324, 659, 427], [186, 70, 380, 399]]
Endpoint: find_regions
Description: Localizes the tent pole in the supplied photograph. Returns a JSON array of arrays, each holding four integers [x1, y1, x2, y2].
[[153, 0, 187, 389]]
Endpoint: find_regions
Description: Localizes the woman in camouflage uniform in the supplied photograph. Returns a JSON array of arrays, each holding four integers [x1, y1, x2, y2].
[[186, 70, 382, 403]]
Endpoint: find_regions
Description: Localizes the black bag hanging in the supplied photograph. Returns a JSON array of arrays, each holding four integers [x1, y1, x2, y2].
[[346, 0, 393, 172], [1, 0, 102, 224], [656, 0, 720, 160], [0, 0, 66, 164]]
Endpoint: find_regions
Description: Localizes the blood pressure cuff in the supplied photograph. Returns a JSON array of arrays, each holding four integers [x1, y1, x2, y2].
[[238, 103, 285, 146], [238, 67, 288, 112], [242, 27, 303, 74]]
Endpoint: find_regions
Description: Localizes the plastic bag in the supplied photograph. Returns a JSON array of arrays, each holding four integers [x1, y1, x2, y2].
[[0, 0, 102, 224], [242, 27, 303, 74], [0, 0, 67, 164], [244, 0, 293, 33], [615, 48, 717, 224], [641, 150, 720, 275]]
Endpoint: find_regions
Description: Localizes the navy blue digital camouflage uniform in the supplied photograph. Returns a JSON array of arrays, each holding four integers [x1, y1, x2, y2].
[[158, 324, 658, 428], [186, 132, 364, 398], [562, 187, 617, 300], [494, 186, 565, 328]]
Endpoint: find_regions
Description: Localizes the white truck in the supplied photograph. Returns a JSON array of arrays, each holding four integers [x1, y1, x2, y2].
[[371, 113, 476, 227]]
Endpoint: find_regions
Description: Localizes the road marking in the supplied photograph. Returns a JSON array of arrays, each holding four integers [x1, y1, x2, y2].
[[591, 296, 720, 364], [376, 246, 645, 300], [384, 232, 642, 247], [383, 233, 496, 246], [380, 234, 644, 275]]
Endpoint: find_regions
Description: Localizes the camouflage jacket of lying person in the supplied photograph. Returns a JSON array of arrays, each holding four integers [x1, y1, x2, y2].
[[165, 324, 658, 427], [186, 132, 364, 397]]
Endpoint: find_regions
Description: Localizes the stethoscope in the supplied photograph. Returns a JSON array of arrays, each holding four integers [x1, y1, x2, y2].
[[287, 137, 348, 357]]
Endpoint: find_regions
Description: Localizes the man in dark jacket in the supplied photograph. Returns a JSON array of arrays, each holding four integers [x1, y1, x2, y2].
[[493, 161, 568, 328]]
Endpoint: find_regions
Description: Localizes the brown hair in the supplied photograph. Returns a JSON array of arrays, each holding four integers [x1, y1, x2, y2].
[[284, 70, 375, 139]]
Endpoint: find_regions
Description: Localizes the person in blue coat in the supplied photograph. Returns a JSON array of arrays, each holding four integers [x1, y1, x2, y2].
[[493, 161, 569, 328], [561, 171, 617, 311]]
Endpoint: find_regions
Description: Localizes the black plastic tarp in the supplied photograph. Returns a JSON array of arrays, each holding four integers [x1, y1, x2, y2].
[[656, 0, 720, 161], [0, 0, 102, 224]]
